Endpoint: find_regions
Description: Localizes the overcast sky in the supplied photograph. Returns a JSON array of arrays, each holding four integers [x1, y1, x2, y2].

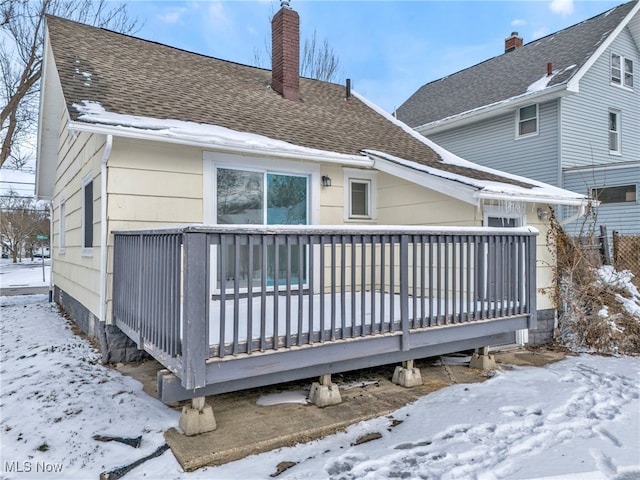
[[125, 0, 625, 113]]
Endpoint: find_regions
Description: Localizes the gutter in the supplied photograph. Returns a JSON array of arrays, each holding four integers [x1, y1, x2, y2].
[[99, 135, 113, 324], [476, 191, 588, 207], [68, 122, 373, 168]]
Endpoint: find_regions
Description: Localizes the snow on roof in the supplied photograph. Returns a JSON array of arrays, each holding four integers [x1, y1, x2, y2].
[[73, 99, 585, 206], [354, 92, 587, 205], [72, 101, 368, 164]]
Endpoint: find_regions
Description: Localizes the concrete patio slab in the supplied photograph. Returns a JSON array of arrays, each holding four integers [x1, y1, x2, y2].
[[115, 347, 568, 472]]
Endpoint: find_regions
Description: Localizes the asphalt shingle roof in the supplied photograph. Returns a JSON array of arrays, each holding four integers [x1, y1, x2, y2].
[[45, 15, 534, 188], [396, 0, 637, 128]]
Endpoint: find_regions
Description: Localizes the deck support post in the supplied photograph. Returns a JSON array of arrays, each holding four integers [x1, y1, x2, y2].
[[309, 374, 342, 407], [178, 396, 217, 436], [392, 359, 423, 387], [469, 346, 496, 370]]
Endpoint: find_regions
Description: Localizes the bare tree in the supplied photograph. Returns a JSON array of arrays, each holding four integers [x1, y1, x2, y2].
[[0, 0, 140, 169], [0, 189, 49, 262], [300, 30, 339, 82], [252, 6, 340, 83]]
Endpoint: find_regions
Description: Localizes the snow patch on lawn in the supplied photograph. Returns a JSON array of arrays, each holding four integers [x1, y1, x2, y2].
[[1, 295, 638, 479]]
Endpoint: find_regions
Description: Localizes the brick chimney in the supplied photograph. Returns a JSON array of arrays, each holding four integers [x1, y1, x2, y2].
[[505, 32, 523, 53], [272, 1, 300, 101]]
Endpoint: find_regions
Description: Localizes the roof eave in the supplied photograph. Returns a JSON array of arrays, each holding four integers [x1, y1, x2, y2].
[[35, 24, 60, 202], [415, 84, 571, 136], [567, 1, 640, 93], [365, 152, 478, 205], [68, 120, 374, 167], [476, 191, 589, 207], [367, 151, 588, 207]]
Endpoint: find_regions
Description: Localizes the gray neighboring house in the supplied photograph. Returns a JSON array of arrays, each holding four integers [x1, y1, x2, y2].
[[397, 0, 640, 237]]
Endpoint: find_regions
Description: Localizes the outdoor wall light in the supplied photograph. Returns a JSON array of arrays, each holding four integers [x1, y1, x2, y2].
[[537, 208, 550, 221], [321, 176, 332, 187]]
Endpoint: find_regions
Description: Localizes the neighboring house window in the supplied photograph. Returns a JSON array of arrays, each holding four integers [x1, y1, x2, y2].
[[591, 185, 637, 204], [82, 175, 94, 251], [58, 199, 66, 253], [608, 110, 621, 155], [517, 104, 538, 137], [343, 168, 377, 221], [611, 53, 634, 88]]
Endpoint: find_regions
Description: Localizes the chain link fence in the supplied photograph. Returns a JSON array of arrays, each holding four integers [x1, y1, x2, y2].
[[612, 232, 640, 287]]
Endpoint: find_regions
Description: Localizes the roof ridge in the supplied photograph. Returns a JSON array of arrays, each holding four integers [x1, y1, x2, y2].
[[410, 0, 636, 93], [45, 14, 342, 86], [45, 14, 273, 75]]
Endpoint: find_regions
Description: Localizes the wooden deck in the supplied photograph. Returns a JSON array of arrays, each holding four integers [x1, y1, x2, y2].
[[112, 225, 537, 402]]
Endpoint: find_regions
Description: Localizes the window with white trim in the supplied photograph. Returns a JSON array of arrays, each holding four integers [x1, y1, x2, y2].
[[82, 175, 94, 251], [591, 184, 637, 204], [343, 168, 376, 221], [58, 199, 66, 253], [517, 104, 538, 137], [611, 53, 634, 89], [609, 110, 621, 155]]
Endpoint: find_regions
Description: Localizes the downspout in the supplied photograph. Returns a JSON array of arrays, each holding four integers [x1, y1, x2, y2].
[[559, 203, 586, 226], [48, 201, 53, 302], [99, 135, 113, 324]]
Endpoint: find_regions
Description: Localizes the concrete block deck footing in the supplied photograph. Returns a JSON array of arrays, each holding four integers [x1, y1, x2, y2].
[[469, 347, 496, 371], [309, 374, 342, 407], [392, 360, 423, 388], [179, 397, 217, 436]]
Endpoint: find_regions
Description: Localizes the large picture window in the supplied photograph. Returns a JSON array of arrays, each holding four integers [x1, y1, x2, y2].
[[216, 169, 307, 225], [215, 168, 309, 291]]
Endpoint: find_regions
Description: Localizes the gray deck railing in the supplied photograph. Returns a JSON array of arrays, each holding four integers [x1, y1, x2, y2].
[[113, 225, 537, 399]]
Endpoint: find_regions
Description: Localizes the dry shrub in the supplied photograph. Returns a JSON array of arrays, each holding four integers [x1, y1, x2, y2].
[[546, 207, 640, 355]]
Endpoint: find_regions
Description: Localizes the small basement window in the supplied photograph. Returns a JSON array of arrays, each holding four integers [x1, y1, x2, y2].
[[591, 185, 637, 204]]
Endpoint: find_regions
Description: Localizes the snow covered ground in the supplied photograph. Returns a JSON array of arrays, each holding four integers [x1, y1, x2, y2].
[[0, 294, 638, 480], [0, 259, 50, 288]]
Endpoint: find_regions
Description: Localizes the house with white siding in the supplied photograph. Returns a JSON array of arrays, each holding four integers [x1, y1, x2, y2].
[[397, 0, 639, 237], [36, 3, 588, 430]]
